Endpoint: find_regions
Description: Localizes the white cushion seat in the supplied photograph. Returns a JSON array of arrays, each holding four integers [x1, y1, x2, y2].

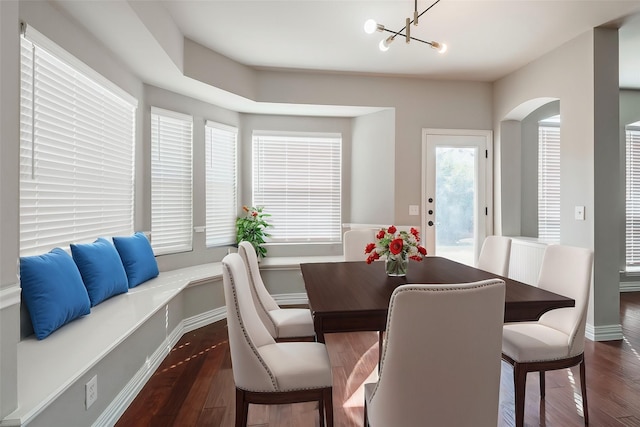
[[268, 308, 316, 339], [502, 322, 573, 362], [259, 342, 333, 391]]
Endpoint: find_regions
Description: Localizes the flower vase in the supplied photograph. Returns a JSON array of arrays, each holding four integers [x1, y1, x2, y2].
[[385, 252, 408, 277]]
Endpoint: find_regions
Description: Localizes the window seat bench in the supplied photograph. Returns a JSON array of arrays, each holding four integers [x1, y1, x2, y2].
[[2, 255, 341, 427]]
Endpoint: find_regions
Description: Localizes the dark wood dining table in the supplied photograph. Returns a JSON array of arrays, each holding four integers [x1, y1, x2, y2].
[[301, 256, 575, 343]]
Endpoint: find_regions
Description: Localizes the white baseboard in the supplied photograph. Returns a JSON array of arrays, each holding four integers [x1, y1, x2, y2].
[[585, 322, 623, 342], [620, 281, 640, 292], [273, 292, 309, 306], [183, 307, 227, 333]]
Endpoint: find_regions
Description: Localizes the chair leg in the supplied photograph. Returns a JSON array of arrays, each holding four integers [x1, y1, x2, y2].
[[323, 387, 334, 427], [318, 395, 325, 427], [235, 388, 249, 427], [363, 399, 369, 427], [580, 358, 589, 425], [539, 371, 546, 398], [513, 363, 528, 427], [378, 331, 384, 371]]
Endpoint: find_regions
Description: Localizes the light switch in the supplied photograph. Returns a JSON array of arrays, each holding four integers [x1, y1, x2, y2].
[[409, 205, 420, 216], [575, 206, 585, 221]]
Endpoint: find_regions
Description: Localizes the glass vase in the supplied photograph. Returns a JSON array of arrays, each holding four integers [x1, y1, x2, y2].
[[385, 252, 408, 277]]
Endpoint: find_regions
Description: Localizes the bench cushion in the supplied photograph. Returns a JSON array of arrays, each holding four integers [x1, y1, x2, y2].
[[113, 232, 159, 288], [71, 238, 129, 306], [20, 248, 91, 339]]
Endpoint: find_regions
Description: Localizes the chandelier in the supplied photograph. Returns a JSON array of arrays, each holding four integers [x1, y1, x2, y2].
[[363, 0, 447, 53]]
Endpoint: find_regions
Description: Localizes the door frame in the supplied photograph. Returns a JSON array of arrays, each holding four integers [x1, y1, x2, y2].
[[421, 128, 494, 262]]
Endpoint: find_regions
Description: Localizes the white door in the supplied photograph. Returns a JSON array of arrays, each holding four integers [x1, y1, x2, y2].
[[422, 129, 492, 266]]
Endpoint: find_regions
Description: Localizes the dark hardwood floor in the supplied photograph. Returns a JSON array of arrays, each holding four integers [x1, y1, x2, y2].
[[116, 292, 640, 427]]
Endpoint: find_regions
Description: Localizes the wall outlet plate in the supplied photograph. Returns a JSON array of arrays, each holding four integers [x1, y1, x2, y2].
[[575, 205, 585, 221], [86, 375, 98, 409], [409, 205, 420, 216]]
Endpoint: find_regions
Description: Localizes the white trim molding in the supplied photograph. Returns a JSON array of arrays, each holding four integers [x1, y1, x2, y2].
[[620, 280, 640, 292], [274, 292, 309, 306], [0, 284, 21, 310], [586, 322, 623, 342]]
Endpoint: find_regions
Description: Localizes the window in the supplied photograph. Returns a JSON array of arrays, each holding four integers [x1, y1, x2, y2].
[[252, 132, 342, 243], [626, 123, 640, 269], [205, 121, 237, 246], [150, 108, 193, 255], [19, 28, 136, 256], [538, 116, 561, 243]]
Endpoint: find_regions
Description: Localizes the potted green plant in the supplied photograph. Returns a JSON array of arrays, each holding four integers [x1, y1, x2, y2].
[[236, 206, 272, 258]]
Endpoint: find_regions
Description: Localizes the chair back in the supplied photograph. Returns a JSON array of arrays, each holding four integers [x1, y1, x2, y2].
[[367, 279, 506, 427], [537, 244, 593, 356], [343, 228, 376, 261], [477, 235, 512, 276], [238, 241, 280, 337], [222, 253, 277, 392]]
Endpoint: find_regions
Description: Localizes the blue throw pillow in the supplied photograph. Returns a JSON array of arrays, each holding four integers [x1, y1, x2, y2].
[[71, 238, 129, 306], [20, 248, 91, 340], [112, 232, 159, 288]]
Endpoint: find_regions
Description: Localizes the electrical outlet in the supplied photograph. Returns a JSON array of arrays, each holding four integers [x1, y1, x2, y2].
[[85, 375, 98, 409], [575, 205, 585, 221], [409, 205, 420, 216]]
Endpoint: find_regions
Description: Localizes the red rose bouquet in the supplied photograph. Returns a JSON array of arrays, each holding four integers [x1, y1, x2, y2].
[[365, 226, 427, 276]]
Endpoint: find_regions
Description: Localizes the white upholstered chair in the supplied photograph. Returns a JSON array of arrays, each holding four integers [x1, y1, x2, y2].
[[477, 235, 512, 276], [222, 253, 334, 427], [502, 244, 593, 427], [343, 228, 377, 261], [238, 241, 315, 340], [364, 279, 506, 427]]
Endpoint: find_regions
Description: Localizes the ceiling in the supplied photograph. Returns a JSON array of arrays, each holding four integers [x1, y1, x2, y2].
[[51, 0, 640, 116]]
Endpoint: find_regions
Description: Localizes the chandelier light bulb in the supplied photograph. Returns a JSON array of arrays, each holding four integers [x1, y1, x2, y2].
[[431, 41, 448, 54], [379, 36, 394, 52], [364, 19, 378, 34]]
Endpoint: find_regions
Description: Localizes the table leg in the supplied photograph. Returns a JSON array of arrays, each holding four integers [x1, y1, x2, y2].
[[314, 316, 326, 343]]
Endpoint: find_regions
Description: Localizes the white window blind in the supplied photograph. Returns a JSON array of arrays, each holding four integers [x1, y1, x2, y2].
[[19, 34, 136, 256], [205, 121, 237, 247], [538, 122, 561, 243], [151, 108, 193, 255], [252, 132, 342, 242], [626, 127, 640, 268]]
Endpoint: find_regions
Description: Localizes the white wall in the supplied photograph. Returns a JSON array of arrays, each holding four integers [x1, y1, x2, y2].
[[351, 109, 395, 224]]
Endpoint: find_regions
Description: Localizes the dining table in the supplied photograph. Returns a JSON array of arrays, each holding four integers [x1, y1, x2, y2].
[[300, 256, 575, 343]]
